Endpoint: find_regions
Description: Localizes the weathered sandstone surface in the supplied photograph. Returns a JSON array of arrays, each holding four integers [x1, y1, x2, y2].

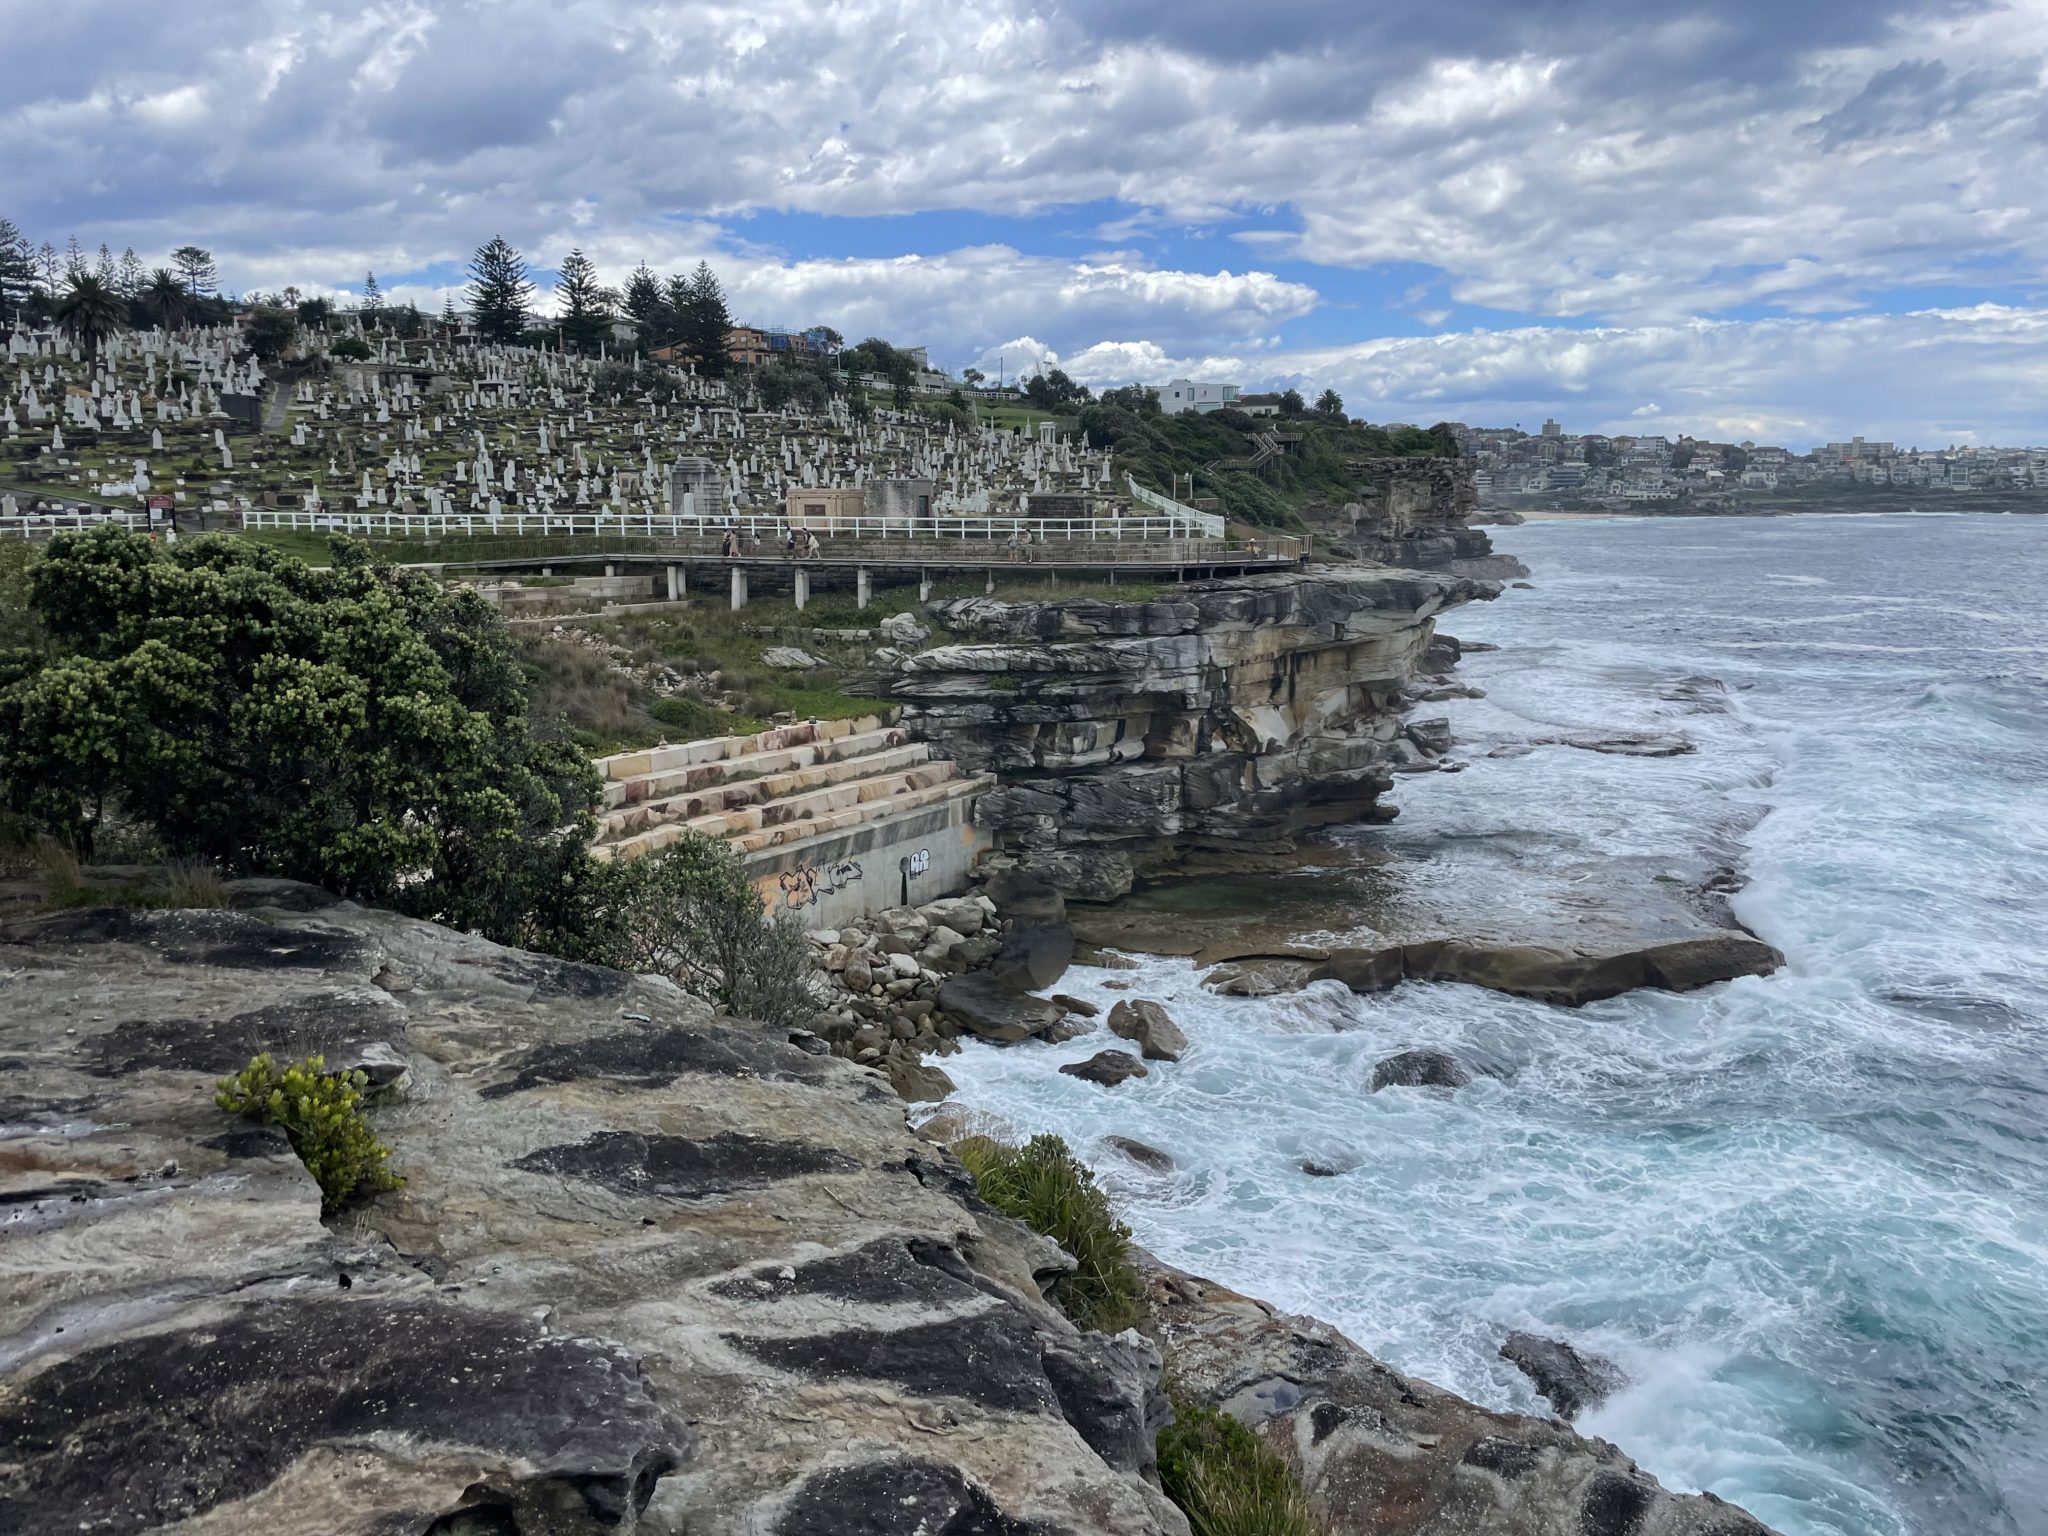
[[0, 891, 1185, 1536], [1149, 1261, 1775, 1536], [892, 566, 1498, 899]]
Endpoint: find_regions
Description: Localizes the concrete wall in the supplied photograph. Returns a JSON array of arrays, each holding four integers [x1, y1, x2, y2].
[[745, 793, 988, 931], [865, 477, 937, 535]]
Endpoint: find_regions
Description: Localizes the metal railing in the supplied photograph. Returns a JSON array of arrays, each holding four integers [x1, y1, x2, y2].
[[1124, 474, 1226, 537], [237, 507, 1227, 544]]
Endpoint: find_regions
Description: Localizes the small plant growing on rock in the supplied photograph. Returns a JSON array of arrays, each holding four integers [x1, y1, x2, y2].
[[215, 1053, 401, 1213], [952, 1133, 1147, 1334], [1158, 1398, 1326, 1536]]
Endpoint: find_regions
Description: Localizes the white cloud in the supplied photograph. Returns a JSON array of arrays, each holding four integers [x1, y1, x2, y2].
[[7, 0, 2048, 442]]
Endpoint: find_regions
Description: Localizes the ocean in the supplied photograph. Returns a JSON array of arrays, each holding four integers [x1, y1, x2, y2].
[[933, 513, 2048, 1536]]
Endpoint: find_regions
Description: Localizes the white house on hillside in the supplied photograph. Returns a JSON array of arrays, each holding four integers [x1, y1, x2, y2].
[[1154, 378, 1241, 415]]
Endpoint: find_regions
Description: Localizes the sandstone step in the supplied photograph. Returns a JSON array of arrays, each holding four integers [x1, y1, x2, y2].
[[595, 772, 990, 863], [595, 741, 938, 840], [674, 760, 965, 842], [600, 723, 913, 809], [595, 713, 892, 787]]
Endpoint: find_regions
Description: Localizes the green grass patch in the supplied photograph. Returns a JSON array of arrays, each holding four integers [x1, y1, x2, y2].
[[1159, 1399, 1326, 1536], [953, 1133, 1148, 1334]]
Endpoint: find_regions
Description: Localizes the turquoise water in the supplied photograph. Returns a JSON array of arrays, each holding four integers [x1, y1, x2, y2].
[[936, 513, 2048, 1535]]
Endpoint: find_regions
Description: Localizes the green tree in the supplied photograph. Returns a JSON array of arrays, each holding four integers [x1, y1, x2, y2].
[[961, 366, 985, 389], [554, 248, 609, 354], [143, 268, 188, 330], [360, 270, 382, 327], [466, 236, 533, 345], [1315, 387, 1344, 420], [55, 272, 126, 362], [1278, 388, 1305, 418], [623, 262, 668, 345], [329, 335, 371, 361], [297, 295, 333, 329], [116, 247, 145, 298], [0, 529, 601, 947], [242, 307, 296, 362], [0, 217, 34, 321], [171, 245, 217, 299], [677, 261, 733, 376]]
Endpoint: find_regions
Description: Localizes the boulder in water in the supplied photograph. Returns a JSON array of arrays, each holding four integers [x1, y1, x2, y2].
[[1059, 1050, 1148, 1088], [1370, 1049, 1472, 1092], [1106, 1000, 1186, 1062], [936, 973, 1063, 1043], [1499, 1332, 1629, 1420], [1102, 1136, 1175, 1172]]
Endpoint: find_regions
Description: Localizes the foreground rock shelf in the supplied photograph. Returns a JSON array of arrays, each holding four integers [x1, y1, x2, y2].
[[0, 889, 1776, 1534]]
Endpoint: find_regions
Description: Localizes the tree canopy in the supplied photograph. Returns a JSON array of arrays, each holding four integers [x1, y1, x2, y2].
[[0, 529, 602, 950], [55, 272, 125, 361], [555, 248, 610, 353], [467, 236, 533, 345]]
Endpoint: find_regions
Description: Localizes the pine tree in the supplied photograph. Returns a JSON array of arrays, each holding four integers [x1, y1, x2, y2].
[[116, 247, 145, 297], [64, 234, 85, 278], [171, 245, 217, 298], [361, 270, 381, 326], [94, 243, 116, 286], [36, 242, 59, 298], [441, 293, 458, 331], [0, 218, 35, 321], [679, 261, 733, 376], [466, 236, 532, 345], [624, 262, 667, 345], [554, 248, 608, 354]]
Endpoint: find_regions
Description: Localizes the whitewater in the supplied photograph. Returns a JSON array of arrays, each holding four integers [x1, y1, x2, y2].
[[932, 513, 2048, 1536]]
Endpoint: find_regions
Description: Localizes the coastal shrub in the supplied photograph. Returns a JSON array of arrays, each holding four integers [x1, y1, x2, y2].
[[1158, 1398, 1325, 1536], [952, 1133, 1147, 1333], [0, 528, 600, 950], [569, 833, 819, 1031], [215, 1053, 401, 1213], [648, 693, 727, 739]]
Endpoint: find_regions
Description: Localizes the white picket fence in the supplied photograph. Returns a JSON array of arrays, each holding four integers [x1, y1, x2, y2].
[[0, 509, 149, 538]]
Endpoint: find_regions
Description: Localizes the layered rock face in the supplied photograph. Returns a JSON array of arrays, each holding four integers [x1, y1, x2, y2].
[[1302, 458, 1529, 579], [892, 567, 1496, 899], [1150, 1262, 1775, 1536], [0, 892, 1186, 1536]]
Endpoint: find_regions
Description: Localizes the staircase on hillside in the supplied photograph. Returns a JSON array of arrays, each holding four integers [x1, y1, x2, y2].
[[591, 715, 990, 865]]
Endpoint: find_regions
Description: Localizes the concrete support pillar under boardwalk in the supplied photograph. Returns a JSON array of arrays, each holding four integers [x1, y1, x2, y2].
[[730, 567, 748, 611], [919, 571, 933, 602], [666, 564, 683, 600], [604, 562, 617, 577], [855, 566, 871, 610], [793, 568, 810, 611]]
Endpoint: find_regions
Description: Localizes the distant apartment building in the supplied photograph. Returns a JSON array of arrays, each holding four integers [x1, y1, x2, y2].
[[1154, 379, 1241, 415]]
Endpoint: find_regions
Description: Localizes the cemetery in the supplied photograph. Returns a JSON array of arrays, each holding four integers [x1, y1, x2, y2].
[[0, 321, 1293, 590]]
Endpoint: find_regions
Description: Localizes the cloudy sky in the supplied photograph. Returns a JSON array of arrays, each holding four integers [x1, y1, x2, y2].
[[9, 0, 2048, 446]]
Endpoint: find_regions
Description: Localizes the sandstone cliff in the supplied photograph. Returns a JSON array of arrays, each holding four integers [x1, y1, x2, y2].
[[1300, 458, 1529, 580], [892, 567, 1497, 900]]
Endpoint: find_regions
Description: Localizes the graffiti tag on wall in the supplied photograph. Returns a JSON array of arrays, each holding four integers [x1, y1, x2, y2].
[[777, 859, 864, 910]]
